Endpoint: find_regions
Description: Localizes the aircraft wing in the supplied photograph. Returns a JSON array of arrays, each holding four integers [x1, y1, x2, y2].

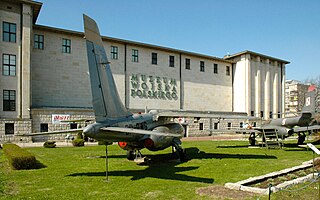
[[293, 125, 320, 133], [100, 127, 179, 137], [157, 111, 257, 120], [16, 128, 84, 136], [60, 119, 93, 123]]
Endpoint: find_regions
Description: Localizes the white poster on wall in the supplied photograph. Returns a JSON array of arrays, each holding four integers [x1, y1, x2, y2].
[[52, 114, 70, 124]]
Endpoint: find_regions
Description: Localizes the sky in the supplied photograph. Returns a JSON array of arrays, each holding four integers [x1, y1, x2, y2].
[[36, 0, 320, 81]]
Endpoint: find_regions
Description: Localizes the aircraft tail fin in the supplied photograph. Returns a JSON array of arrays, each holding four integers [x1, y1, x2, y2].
[[301, 85, 317, 117], [83, 14, 132, 122]]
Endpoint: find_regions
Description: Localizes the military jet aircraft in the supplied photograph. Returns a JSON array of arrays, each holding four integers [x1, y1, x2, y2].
[[19, 15, 254, 161], [220, 86, 319, 146]]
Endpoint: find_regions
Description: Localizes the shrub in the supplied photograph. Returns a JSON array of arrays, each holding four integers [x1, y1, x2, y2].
[[298, 171, 307, 177], [43, 141, 56, 148], [76, 133, 83, 140], [98, 141, 112, 145], [288, 174, 298, 180], [306, 168, 314, 173], [72, 139, 85, 147], [278, 176, 288, 182], [267, 178, 276, 186], [3, 144, 41, 170]]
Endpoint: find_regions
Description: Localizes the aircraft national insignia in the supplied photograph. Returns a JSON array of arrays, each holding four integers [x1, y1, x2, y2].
[[305, 97, 311, 107], [281, 118, 287, 126]]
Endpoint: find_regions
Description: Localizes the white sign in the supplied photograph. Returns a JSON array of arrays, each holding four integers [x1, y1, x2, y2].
[[52, 114, 70, 124], [307, 143, 320, 155], [305, 97, 311, 107]]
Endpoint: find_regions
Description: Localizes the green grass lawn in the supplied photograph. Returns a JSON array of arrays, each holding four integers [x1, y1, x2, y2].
[[0, 140, 319, 200]]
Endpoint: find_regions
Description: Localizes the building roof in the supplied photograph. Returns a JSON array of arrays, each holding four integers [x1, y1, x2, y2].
[[34, 24, 235, 64], [6, 0, 42, 23], [224, 50, 290, 64]]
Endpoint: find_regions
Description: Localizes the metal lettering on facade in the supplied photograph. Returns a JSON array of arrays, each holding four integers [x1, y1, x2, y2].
[[130, 74, 178, 100]]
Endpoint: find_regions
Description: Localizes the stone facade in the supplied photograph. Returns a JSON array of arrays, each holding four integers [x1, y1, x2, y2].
[[0, 119, 31, 142], [0, 0, 288, 142], [225, 51, 289, 120], [31, 26, 234, 112]]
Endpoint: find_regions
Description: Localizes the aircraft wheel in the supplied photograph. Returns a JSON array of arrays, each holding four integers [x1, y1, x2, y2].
[[297, 133, 306, 145], [178, 148, 187, 162], [126, 150, 135, 160], [173, 144, 186, 162], [249, 133, 256, 146]]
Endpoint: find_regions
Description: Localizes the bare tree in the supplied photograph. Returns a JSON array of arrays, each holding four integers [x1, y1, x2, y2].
[[304, 75, 320, 87]]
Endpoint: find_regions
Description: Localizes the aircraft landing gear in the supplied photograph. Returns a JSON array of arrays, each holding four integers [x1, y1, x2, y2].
[[126, 150, 143, 161], [172, 138, 186, 162], [249, 133, 256, 146], [297, 133, 306, 145]]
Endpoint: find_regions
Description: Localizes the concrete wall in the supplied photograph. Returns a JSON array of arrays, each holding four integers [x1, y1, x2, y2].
[[31, 29, 92, 108], [0, 2, 21, 119], [31, 27, 234, 113], [181, 54, 232, 111], [231, 53, 286, 119], [0, 0, 287, 140]]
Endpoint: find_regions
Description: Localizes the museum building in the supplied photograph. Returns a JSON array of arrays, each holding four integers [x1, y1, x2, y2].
[[0, 0, 289, 141]]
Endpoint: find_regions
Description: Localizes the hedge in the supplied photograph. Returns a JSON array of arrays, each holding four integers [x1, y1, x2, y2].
[[72, 139, 85, 147], [43, 141, 56, 148], [3, 144, 42, 170]]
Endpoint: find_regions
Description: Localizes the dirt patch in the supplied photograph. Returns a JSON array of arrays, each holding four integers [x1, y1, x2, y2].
[[196, 185, 259, 200]]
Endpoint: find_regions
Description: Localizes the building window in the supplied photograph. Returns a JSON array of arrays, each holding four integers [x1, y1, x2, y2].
[[111, 46, 118, 59], [200, 61, 205, 72], [169, 55, 174, 67], [2, 54, 16, 76], [132, 49, 138, 62], [214, 123, 218, 130], [70, 123, 77, 129], [227, 122, 232, 130], [3, 90, 16, 111], [260, 111, 264, 118], [152, 52, 157, 65], [34, 34, 44, 49], [240, 122, 244, 128], [226, 66, 230, 76], [3, 22, 16, 42], [5, 123, 14, 135], [40, 123, 48, 132], [199, 123, 204, 130], [251, 111, 254, 116], [269, 112, 273, 118], [185, 58, 190, 70], [214, 63, 218, 74], [62, 38, 71, 53]]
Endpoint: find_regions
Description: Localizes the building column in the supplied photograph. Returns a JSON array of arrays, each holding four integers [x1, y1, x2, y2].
[[281, 64, 286, 117], [255, 63, 261, 118], [269, 62, 274, 117], [245, 54, 251, 115], [277, 64, 282, 115], [264, 59, 270, 119], [21, 4, 32, 119], [273, 61, 279, 118]]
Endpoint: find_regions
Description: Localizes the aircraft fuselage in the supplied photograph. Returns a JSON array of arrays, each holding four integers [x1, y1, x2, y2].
[[83, 112, 184, 144]]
